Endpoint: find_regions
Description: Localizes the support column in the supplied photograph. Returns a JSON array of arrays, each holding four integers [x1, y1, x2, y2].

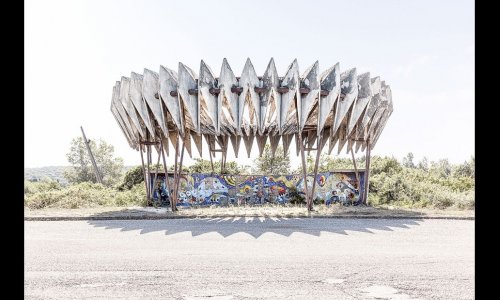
[[146, 144, 152, 201], [174, 140, 185, 208], [161, 140, 170, 200], [208, 136, 215, 173], [171, 135, 180, 212], [363, 139, 371, 205], [152, 141, 163, 201], [350, 144, 361, 193], [139, 143, 150, 203], [298, 133, 310, 210], [309, 132, 323, 211]]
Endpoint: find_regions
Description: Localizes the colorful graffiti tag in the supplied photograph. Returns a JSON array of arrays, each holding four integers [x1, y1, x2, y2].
[[151, 171, 365, 207]]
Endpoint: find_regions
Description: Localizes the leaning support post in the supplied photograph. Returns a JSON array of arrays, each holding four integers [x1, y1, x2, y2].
[[161, 141, 170, 200], [80, 126, 103, 184], [295, 97, 310, 211], [208, 136, 215, 173], [221, 137, 228, 173], [152, 141, 163, 198], [309, 132, 323, 211], [299, 136, 310, 210], [363, 139, 372, 205], [171, 135, 180, 212], [350, 144, 361, 193], [174, 141, 186, 205], [220, 152, 225, 174], [146, 144, 152, 201], [139, 143, 150, 202]]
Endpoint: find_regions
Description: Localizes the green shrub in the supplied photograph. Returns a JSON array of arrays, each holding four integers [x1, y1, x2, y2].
[[117, 166, 144, 191], [24, 180, 62, 195], [368, 162, 474, 209], [24, 182, 147, 209]]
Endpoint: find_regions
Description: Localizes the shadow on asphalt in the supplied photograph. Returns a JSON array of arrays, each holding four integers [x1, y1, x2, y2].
[[86, 216, 422, 238]]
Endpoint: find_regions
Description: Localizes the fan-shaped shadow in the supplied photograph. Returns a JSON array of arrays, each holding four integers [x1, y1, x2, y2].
[[87, 214, 422, 238]]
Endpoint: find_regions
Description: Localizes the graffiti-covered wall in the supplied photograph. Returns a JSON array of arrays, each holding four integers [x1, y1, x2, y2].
[[151, 171, 365, 207]]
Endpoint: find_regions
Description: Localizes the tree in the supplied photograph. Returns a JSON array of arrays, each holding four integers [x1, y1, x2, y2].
[[417, 157, 429, 171], [117, 166, 144, 190], [402, 152, 415, 168], [188, 158, 248, 174], [430, 159, 452, 178], [452, 156, 475, 178], [64, 137, 124, 186], [254, 145, 291, 174]]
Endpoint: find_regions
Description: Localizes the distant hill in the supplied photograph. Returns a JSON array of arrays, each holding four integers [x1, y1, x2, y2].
[[24, 166, 135, 186], [24, 166, 70, 185]]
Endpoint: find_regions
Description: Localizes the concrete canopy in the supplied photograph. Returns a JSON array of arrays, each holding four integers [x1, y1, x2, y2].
[[111, 59, 393, 157]]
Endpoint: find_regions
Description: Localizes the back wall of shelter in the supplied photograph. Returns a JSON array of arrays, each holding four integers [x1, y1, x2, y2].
[[151, 171, 365, 206]]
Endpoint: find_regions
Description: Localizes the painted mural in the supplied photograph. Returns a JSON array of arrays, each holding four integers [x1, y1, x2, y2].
[[151, 171, 365, 207]]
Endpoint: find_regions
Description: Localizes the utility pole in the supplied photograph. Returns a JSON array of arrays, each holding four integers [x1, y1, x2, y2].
[[80, 126, 103, 184]]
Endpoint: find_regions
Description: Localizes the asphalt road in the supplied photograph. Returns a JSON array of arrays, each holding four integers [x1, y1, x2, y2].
[[25, 218, 474, 299]]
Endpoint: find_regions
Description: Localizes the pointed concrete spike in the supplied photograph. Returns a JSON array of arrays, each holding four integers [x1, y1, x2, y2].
[[111, 107, 132, 147], [347, 72, 372, 136], [159, 65, 184, 136], [239, 58, 260, 132], [256, 135, 268, 157], [215, 135, 223, 148], [367, 86, 390, 145], [320, 128, 329, 150], [361, 141, 367, 152], [191, 131, 203, 157], [279, 59, 300, 134], [178, 62, 200, 133], [371, 77, 381, 95], [366, 90, 389, 139], [229, 135, 241, 158], [242, 133, 255, 158], [153, 143, 160, 154], [219, 58, 239, 132], [129, 72, 156, 137], [359, 92, 381, 136], [183, 131, 192, 158], [143, 69, 169, 139], [203, 133, 211, 150], [318, 63, 340, 135], [331, 68, 358, 137], [370, 114, 390, 149], [199, 60, 220, 134], [112, 104, 135, 146], [337, 136, 348, 155], [242, 122, 251, 137], [169, 132, 178, 150], [119, 77, 146, 139], [113, 83, 139, 143], [328, 131, 339, 155], [260, 58, 280, 133], [163, 136, 170, 156], [282, 134, 293, 156], [355, 140, 362, 153], [346, 138, 355, 154], [111, 104, 134, 147], [299, 61, 320, 131], [269, 135, 281, 157]]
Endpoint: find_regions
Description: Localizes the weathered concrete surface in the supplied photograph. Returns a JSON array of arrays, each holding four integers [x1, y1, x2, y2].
[[25, 218, 474, 299]]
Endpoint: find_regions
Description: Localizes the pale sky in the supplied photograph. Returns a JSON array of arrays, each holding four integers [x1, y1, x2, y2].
[[25, 0, 474, 168]]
